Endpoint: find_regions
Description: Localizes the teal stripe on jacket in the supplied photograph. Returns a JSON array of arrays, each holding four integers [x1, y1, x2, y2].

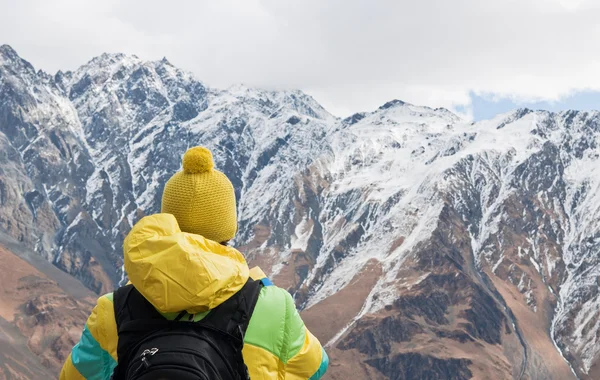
[[71, 325, 117, 379], [309, 348, 329, 380]]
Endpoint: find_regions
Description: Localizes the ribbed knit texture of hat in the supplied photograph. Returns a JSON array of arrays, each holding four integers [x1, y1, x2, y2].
[[161, 146, 237, 243]]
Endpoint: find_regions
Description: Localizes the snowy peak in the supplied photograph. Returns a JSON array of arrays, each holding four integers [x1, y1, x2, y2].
[[220, 84, 335, 122], [378, 99, 407, 110], [73, 52, 141, 79], [64, 53, 208, 136], [343, 97, 461, 130], [0, 44, 16, 55], [0, 44, 30, 68], [66, 51, 205, 107], [0, 45, 39, 84]]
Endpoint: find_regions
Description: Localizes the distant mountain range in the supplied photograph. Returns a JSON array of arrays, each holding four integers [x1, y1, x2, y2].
[[1, 44, 600, 379]]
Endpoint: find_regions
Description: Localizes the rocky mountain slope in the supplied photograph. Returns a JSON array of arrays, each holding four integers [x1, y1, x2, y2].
[[0, 231, 93, 379], [1, 44, 600, 379]]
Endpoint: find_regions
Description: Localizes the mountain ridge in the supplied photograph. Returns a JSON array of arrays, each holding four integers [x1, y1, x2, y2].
[[1, 44, 600, 379]]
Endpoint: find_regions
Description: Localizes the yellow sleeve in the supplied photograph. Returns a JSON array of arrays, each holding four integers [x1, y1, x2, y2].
[[59, 294, 118, 379], [59, 353, 86, 380]]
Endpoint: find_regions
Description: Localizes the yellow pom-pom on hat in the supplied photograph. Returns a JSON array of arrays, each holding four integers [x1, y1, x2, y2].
[[161, 146, 237, 243], [182, 146, 214, 174]]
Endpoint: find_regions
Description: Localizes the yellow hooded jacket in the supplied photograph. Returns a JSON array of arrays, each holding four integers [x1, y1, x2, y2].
[[60, 214, 328, 380]]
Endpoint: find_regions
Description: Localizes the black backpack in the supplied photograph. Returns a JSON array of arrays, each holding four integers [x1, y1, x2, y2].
[[111, 278, 263, 380]]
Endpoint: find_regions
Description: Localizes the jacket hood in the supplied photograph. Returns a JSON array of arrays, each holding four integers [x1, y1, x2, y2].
[[123, 213, 249, 314]]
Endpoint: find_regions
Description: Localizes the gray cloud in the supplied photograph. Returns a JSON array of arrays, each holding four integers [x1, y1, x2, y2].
[[1, 0, 599, 117]]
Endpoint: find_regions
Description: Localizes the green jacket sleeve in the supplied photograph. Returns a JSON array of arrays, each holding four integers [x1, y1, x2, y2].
[[281, 290, 329, 379]]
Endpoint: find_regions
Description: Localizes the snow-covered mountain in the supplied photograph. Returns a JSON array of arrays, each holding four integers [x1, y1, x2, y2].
[[1, 44, 600, 379]]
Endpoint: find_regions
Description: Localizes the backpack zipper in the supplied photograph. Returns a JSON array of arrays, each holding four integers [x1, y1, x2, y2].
[[128, 348, 221, 379], [140, 348, 159, 369]]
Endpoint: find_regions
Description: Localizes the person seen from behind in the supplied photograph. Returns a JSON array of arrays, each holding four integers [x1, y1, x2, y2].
[[60, 146, 328, 380]]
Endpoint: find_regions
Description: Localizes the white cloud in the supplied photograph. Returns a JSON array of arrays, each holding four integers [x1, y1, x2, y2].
[[553, 0, 588, 11], [2, 0, 600, 117]]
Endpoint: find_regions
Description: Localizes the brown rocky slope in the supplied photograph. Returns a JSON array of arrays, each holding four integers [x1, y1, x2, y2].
[[0, 232, 94, 379]]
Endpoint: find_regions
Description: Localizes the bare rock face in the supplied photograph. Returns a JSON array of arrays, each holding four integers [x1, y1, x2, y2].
[[17, 293, 90, 369], [2, 44, 600, 378], [0, 237, 93, 378], [366, 353, 473, 380]]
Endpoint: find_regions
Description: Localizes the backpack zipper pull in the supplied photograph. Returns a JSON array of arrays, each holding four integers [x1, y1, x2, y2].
[[140, 348, 159, 369]]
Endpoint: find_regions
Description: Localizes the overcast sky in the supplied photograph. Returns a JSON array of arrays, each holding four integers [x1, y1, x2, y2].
[[2, 0, 600, 119]]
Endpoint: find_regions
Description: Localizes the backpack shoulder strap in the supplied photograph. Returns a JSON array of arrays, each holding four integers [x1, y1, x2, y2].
[[234, 278, 264, 334], [113, 284, 132, 332], [201, 278, 263, 337], [199, 278, 263, 380], [113, 284, 165, 330], [112, 284, 173, 380]]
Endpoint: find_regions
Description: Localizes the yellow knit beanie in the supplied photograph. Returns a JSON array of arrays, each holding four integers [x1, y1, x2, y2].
[[161, 146, 237, 243]]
